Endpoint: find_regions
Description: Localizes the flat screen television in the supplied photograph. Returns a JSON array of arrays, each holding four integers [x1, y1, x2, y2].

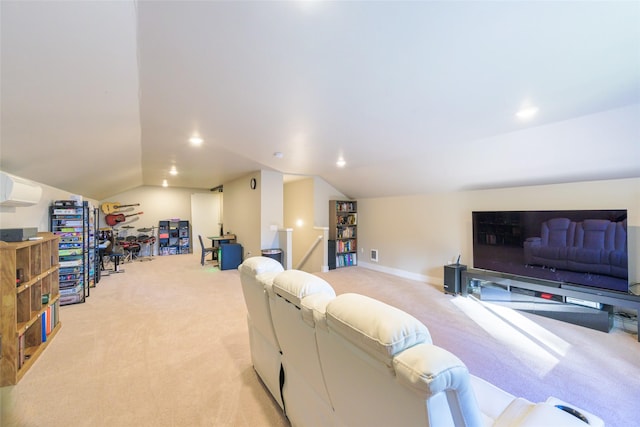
[[472, 210, 629, 294]]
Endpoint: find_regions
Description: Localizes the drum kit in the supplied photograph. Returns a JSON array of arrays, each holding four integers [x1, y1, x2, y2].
[[99, 201, 156, 266], [99, 225, 157, 267]]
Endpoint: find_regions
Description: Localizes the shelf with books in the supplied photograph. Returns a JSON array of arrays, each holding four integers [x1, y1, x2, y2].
[[329, 200, 358, 269], [1, 232, 61, 387]]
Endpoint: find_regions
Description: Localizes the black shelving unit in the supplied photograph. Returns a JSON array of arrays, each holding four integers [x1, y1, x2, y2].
[[50, 201, 91, 305], [158, 219, 190, 255]]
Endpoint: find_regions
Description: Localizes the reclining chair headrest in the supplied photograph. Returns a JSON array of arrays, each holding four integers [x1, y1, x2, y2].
[[273, 270, 336, 307], [326, 293, 432, 367], [239, 256, 284, 276]]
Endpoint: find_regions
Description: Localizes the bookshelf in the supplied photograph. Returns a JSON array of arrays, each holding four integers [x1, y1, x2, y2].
[[329, 200, 358, 268], [158, 220, 190, 255], [0, 232, 61, 387]]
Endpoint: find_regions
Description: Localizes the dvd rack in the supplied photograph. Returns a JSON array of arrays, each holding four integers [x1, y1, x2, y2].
[[50, 202, 91, 305]]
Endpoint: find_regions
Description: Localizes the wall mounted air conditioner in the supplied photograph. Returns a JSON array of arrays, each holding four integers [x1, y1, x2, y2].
[[0, 172, 43, 207]]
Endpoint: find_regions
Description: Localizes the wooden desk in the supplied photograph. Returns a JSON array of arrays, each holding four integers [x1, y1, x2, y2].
[[207, 235, 237, 262], [207, 234, 236, 247]]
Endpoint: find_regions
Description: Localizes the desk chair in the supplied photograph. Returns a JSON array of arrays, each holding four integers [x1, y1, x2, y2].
[[199, 235, 216, 266]]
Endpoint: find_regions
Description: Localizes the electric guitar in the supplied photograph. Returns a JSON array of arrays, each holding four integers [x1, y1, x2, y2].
[[105, 211, 144, 226], [101, 202, 141, 215]]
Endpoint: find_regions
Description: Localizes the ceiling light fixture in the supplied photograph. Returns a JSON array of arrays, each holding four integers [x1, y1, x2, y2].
[[189, 136, 203, 146], [162, 179, 168, 187], [515, 106, 538, 120], [336, 158, 346, 168], [169, 166, 178, 175], [273, 151, 284, 159]]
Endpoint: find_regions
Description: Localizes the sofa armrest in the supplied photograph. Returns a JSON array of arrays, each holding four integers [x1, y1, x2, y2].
[[393, 343, 485, 427], [301, 293, 334, 328]]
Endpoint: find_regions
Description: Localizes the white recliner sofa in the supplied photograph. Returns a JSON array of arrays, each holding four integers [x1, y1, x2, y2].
[[238, 255, 285, 409], [239, 257, 604, 427]]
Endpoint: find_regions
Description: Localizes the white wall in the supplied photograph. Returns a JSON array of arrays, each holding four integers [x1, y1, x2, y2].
[[284, 177, 316, 271], [223, 172, 262, 260], [358, 177, 640, 287], [260, 170, 284, 253], [190, 192, 222, 250], [284, 176, 346, 272], [313, 176, 347, 228], [0, 175, 98, 231], [101, 185, 213, 252]]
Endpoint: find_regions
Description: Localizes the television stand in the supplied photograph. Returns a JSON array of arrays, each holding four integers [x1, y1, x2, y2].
[[461, 269, 640, 340]]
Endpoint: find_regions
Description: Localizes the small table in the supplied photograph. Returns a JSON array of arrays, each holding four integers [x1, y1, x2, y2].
[[207, 234, 237, 261]]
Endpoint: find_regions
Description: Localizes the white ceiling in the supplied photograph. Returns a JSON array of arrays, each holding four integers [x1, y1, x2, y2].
[[1, 1, 639, 201]]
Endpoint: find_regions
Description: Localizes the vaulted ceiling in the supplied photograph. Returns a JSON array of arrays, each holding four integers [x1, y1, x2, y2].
[[1, 1, 639, 201]]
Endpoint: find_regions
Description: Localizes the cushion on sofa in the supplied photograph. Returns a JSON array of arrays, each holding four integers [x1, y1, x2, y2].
[[575, 219, 614, 250], [394, 343, 486, 426], [272, 270, 336, 308], [238, 255, 284, 276], [543, 218, 575, 247], [326, 293, 431, 366], [393, 342, 469, 395]]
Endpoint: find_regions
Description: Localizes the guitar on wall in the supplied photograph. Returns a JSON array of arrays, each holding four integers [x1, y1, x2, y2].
[[105, 211, 144, 226], [101, 202, 141, 215]]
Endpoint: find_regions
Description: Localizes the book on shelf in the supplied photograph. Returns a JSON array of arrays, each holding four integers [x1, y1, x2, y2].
[[41, 312, 47, 343], [53, 208, 78, 215]]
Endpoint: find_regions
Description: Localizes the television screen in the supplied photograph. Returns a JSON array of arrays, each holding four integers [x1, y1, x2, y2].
[[472, 210, 628, 294]]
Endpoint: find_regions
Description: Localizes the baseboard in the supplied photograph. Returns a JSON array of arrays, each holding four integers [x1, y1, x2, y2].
[[358, 261, 442, 289]]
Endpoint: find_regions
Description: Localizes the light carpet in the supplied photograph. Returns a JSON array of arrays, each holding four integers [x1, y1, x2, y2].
[[1, 253, 638, 427]]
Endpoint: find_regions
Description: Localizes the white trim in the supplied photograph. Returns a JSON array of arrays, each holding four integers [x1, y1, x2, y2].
[[358, 261, 443, 288]]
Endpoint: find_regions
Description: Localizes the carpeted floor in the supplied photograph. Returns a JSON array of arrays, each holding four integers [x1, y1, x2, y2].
[[1, 253, 638, 427]]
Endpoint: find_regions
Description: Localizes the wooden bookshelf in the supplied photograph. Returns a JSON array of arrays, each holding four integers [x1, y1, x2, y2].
[[1, 232, 61, 387], [329, 200, 358, 268]]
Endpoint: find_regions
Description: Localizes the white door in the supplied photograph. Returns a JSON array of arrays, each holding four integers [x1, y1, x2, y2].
[[191, 192, 222, 251]]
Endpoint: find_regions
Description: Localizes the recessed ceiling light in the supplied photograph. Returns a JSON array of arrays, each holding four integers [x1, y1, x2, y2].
[[515, 106, 538, 120], [336, 158, 346, 168], [273, 151, 284, 159], [189, 136, 203, 146], [162, 179, 168, 187], [169, 166, 178, 175]]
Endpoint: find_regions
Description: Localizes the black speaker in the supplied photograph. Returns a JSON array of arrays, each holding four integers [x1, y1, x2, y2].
[[444, 264, 466, 295]]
